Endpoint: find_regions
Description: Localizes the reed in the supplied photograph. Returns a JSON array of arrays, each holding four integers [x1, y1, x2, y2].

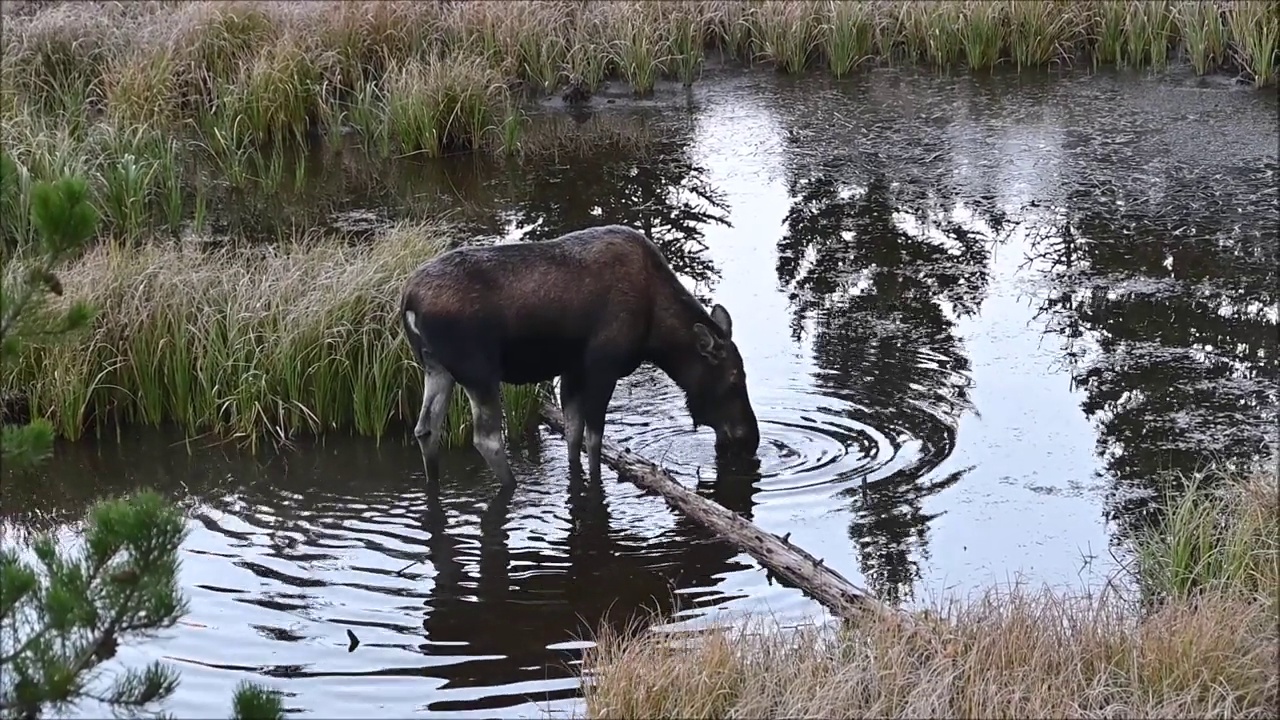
[[1225, 0, 1280, 88], [1007, 0, 1084, 70], [232, 35, 323, 144], [1136, 467, 1279, 605], [103, 47, 180, 129], [1176, 0, 1228, 76], [820, 0, 879, 77], [752, 0, 823, 74], [582, 468, 1279, 719], [914, 0, 965, 70], [0, 220, 548, 450], [594, 2, 671, 95], [957, 1, 1007, 71], [662, 3, 713, 86], [384, 55, 511, 157], [706, 0, 757, 63], [1092, 0, 1131, 67], [1126, 0, 1176, 71]]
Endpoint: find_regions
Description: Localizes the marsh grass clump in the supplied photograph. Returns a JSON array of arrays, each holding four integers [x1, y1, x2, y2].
[[1125, 0, 1177, 71], [2, 110, 190, 245], [1006, 0, 1085, 70], [915, 0, 966, 69], [1092, 0, 1132, 67], [660, 3, 714, 86], [1176, 0, 1229, 76], [102, 45, 181, 129], [751, 0, 824, 74], [0, 2, 125, 121], [1224, 0, 1280, 87], [318, 0, 445, 90], [820, 0, 880, 77], [164, 1, 284, 113], [590, 2, 671, 95], [231, 35, 324, 144], [0, 221, 547, 450], [958, 0, 1007, 71], [582, 468, 1280, 719], [1136, 468, 1279, 605], [385, 56, 512, 156]]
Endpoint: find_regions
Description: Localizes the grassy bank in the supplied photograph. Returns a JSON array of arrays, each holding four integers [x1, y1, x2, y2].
[[0, 220, 547, 450], [0, 104, 662, 249], [583, 466, 1279, 718], [2, 1, 1275, 167]]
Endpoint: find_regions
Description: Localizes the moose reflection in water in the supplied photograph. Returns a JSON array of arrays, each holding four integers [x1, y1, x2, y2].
[[5, 431, 758, 715], [400, 225, 760, 485], [413, 436, 759, 714]]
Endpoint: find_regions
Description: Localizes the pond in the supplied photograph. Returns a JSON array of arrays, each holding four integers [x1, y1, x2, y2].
[[6, 64, 1277, 717]]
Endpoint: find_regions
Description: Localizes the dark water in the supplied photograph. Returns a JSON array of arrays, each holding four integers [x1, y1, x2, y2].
[[4, 66, 1277, 717]]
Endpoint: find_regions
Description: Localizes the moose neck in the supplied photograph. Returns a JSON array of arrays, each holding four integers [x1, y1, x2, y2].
[[646, 291, 716, 398]]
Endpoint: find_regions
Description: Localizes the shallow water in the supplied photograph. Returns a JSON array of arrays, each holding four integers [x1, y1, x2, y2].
[[5, 65, 1277, 717]]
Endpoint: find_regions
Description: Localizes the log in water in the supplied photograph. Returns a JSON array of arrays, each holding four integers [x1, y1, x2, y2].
[[538, 401, 904, 626]]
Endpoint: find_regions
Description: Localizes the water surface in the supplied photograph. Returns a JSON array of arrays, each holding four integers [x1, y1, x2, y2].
[[5, 65, 1277, 717]]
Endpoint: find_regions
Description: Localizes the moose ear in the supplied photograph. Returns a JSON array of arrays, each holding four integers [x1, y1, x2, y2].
[[693, 323, 720, 361], [710, 304, 733, 338]]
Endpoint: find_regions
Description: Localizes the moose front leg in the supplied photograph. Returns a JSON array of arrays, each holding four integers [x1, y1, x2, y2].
[[559, 372, 586, 471], [464, 384, 516, 486], [580, 375, 618, 483]]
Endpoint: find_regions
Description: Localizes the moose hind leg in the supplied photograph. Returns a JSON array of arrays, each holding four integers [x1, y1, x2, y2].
[[414, 363, 455, 482], [415, 361, 455, 438], [464, 384, 516, 486]]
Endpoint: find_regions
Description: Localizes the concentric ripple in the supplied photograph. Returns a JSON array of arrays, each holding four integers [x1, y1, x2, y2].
[[606, 374, 946, 501]]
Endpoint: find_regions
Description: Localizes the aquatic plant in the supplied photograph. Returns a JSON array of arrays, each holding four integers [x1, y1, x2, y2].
[[751, 0, 823, 74], [1137, 467, 1279, 604], [662, 3, 713, 86], [1092, 0, 1132, 67], [820, 0, 879, 77], [1176, 0, 1229, 76], [0, 220, 549, 451], [581, 467, 1279, 719], [958, 0, 1007, 72], [592, 2, 672, 95], [384, 56, 511, 156], [1225, 0, 1280, 87], [1125, 0, 1176, 71], [1007, 0, 1084, 69]]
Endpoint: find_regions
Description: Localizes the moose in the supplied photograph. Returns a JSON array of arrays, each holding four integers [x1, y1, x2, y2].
[[399, 224, 761, 484]]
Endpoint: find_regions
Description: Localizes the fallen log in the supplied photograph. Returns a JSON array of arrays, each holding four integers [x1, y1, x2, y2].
[[539, 401, 905, 627]]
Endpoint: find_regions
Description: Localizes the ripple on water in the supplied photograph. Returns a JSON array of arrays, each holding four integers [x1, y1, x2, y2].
[[607, 372, 944, 508]]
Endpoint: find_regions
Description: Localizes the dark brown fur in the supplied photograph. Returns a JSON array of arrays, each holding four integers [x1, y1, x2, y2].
[[400, 224, 760, 483]]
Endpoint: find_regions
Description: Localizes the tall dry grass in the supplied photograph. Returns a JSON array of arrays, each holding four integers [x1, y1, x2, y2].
[[2, 1, 1275, 154], [0, 220, 548, 450], [582, 467, 1280, 719]]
